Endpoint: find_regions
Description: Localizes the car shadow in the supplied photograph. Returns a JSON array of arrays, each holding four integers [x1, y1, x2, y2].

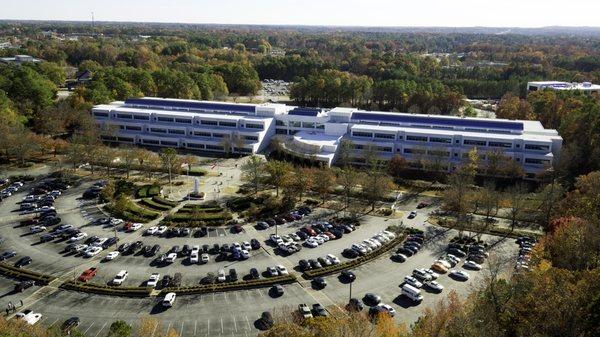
[[392, 294, 420, 308], [149, 301, 169, 315]]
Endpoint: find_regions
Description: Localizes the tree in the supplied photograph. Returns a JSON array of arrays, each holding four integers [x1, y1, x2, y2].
[[241, 155, 264, 194], [338, 168, 359, 210], [313, 166, 335, 204], [159, 148, 180, 187], [496, 92, 533, 120], [505, 183, 528, 231], [106, 320, 132, 337], [120, 146, 136, 179], [134, 148, 152, 179], [361, 157, 395, 211], [387, 155, 407, 178], [265, 160, 292, 197]]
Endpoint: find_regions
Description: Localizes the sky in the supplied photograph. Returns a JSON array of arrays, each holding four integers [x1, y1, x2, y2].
[[1, 0, 598, 28]]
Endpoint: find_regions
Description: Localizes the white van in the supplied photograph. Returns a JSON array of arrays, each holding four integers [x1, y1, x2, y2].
[[162, 292, 176, 307], [401, 284, 424, 302]]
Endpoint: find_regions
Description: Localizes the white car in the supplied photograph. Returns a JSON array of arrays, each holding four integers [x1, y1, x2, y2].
[[314, 236, 325, 245], [289, 233, 301, 241], [74, 244, 88, 253], [190, 252, 199, 263], [381, 230, 396, 239], [201, 253, 209, 263], [68, 232, 88, 243], [424, 269, 439, 279], [449, 270, 470, 280], [18, 312, 42, 325], [92, 237, 108, 247], [217, 269, 226, 282], [165, 253, 177, 263], [305, 238, 318, 248], [352, 244, 368, 255], [112, 270, 128, 285], [326, 254, 340, 264], [242, 241, 251, 250], [109, 218, 124, 226], [85, 246, 103, 257], [270, 235, 283, 245], [404, 275, 423, 288], [22, 195, 37, 202], [267, 266, 278, 277], [191, 245, 200, 254], [282, 235, 293, 244], [446, 254, 461, 265], [318, 234, 330, 242], [276, 265, 289, 275], [378, 304, 396, 317], [424, 280, 444, 292], [162, 292, 176, 307], [145, 226, 158, 235], [240, 249, 250, 259], [232, 242, 241, 250], [104, 251, 119, 261], [156, 226, 168, 235], [29, 225, 46, 233], [128, 223, 143, 231], [147, 273, 160, 287], [363, 239, 378, 250], [367, 238, 382, 248], [464, 260, 482, 270]]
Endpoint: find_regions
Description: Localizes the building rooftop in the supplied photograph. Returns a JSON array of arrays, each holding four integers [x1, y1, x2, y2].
[[528, 81, 600, 91]]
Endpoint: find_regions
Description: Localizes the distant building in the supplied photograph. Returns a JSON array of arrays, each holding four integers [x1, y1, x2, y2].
[[527, 81, 600, 94], [0, 54, 43, 65], [92, 97, 562, 179], [66, 70, 92, 90]]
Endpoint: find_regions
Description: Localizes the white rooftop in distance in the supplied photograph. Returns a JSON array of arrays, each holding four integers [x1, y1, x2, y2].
[[528, 81, 600, 91], [293, 131, 342, 147]]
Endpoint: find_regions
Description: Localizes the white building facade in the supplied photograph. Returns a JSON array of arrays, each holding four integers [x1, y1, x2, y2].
[[93, 97, 562, 178]]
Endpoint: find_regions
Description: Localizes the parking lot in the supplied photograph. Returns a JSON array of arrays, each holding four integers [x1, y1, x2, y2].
[[0, 171, 519, 336]]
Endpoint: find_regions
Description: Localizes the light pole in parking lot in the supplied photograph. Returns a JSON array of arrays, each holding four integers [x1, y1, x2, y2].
[[348, 277, 355, 302]]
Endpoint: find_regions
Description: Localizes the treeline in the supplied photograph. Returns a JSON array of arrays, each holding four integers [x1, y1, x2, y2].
[[496, 91, 600, 186]]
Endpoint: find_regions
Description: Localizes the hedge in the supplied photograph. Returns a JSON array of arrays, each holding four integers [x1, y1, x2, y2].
[[152, 196, 179, 207], [136, 184, 161, 198], [139, 198, 172, 211], [159, 275, 297, 296], [0, 263, 55, 285], [60, 281, 153, 297], [303, 234, 406, 278], [187, 167, 207, 176]]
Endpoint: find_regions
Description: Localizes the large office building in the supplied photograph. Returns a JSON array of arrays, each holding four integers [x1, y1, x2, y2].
[[527, 81, 600, 94], [92, 97, 562, 178]]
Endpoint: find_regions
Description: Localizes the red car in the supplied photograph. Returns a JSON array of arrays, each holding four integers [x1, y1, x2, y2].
[[78, 268, 98, 282], [123, 222, 133, 231], [21, 218, 39, 226], [302, 226, 317, 237], [324, 231, 336, 240], [417, 202, 430, 209]]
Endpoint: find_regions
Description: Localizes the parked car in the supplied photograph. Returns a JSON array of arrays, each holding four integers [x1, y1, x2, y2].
[[78, 268, 98, 282], [15, 256, 32, 268], [312, 304, 328, 317], [0, 251, 16, 261], [464, 260, 482, 270], [449, 270, 470, 281], [298, 304, 313, 319], [363, 293, 382, 306], [312, 277, 327, 289], [15, 280, 35, 292], [112, 270, 128, 285], [147, 273, 160, 287]]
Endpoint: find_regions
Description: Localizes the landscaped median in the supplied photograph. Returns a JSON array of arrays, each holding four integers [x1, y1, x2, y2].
[[139, 196, 179, 212], [0, 263, 56, 285], [159, 274, 297, 296], [59, 275, 297, 297], [60, 281, 153, 297], [303, 234, 407, 279]]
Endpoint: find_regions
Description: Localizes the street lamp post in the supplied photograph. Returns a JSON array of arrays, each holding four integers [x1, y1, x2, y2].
[[349, 281, 353, 302]]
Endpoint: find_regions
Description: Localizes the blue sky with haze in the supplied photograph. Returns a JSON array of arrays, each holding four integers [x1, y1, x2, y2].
[[2, 0, 597, 27]]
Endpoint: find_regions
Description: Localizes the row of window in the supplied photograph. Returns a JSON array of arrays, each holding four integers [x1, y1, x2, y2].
[[97, 112, 264, 130], [281, 121, 325, 129]]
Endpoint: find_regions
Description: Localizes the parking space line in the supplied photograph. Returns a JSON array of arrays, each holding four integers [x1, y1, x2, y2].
[[48, 318, 59, 327], [220, 317, 224, 334], [179, 321, 184, 336], [193, 320, 197, 336], [151, 319, 159, 337], [166, 321, 172, 335], [244, 315, 251, 329], [206, 319, 210, 337], [83, 322, 95, 334], [94, 322, 107, 337]]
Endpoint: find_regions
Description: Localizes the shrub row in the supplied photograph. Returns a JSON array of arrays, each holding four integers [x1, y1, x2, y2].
[[187, 167, 207, 176], [159, 275, 297, 296], [152, 196, 179, 207], [0, 263, 55, 285], [139, 198, 172, 211], [136, 184, 161, 198], [303, 234, 406, 278], [60, 281, 152, 297]]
